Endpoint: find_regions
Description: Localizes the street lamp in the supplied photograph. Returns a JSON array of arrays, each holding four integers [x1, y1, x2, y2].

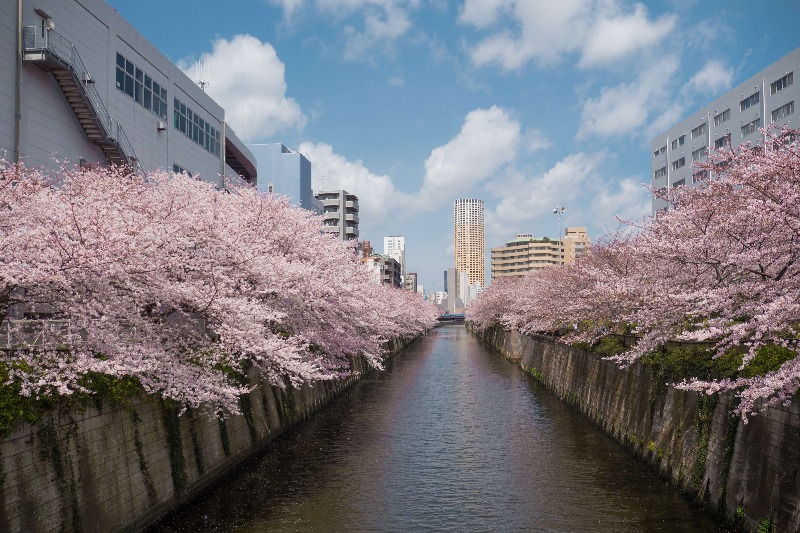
[[553, 206, 565, 264]]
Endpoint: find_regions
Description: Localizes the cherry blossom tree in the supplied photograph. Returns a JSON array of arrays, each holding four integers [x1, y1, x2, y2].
[[0, 161, 438, 415], [467, 129, 800, 420]]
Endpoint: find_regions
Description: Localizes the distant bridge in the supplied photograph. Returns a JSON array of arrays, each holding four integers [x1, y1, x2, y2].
[[436, 313, 465, 323]]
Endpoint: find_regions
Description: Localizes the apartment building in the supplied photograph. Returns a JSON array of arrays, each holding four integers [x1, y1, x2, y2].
[[563, 227, 591, 264], [651, 48, 799, 212], [4, 0, 255, 185], [491, 234, 561, 280], [316, 190, 359, 241]]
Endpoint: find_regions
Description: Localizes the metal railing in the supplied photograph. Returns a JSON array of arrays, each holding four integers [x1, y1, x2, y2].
[[22, 26, 140, 171]]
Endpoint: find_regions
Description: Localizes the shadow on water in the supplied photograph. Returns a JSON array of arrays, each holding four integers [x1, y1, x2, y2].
[[158, 325, 725, 533]]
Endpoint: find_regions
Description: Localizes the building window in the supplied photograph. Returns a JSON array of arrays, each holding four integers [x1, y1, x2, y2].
[[691, 146, 706, 162], [771, 72, 793, 95], [714, 133, 731, 149], [691, 123, 707, 140], [654, 167, 667, 180], [671, 157, 685, 171], [116, 52, 167, 121], [740, 91, 760, 112], [714, 109, 731, 126], [771, 101, 795, 122], [741, 118, 762, 137], [670, 135, 686, 150], [173, 97, 221, 158], [673, 179, 685, 187], [172, 164, 192, 177], [693, 170, 708, 183]]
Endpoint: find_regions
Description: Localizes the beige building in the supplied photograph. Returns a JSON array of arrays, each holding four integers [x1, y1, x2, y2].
[[490, 228, 591, 280], [563, 227, 591, 264], [454, 199, 485, 287]]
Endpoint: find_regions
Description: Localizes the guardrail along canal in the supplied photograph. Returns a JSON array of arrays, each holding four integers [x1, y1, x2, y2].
[[160, 325, 722, 532]]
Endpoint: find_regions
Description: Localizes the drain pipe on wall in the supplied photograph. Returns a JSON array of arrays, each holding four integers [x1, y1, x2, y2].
[[15, 0, 22, 163]]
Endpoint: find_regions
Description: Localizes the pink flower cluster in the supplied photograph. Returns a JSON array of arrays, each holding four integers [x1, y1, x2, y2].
[[467, 128, 800, 421], [0, 162, 438, 414]]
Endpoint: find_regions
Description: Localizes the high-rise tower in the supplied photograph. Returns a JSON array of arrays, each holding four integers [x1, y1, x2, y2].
[[454, 198, 485, 288]]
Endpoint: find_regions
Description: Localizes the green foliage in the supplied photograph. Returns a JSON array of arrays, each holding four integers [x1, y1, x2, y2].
[[758, 518, 774, 533], [593, 336, 626, 356], [0, 364, 144, 437], [640, 344, 741, 381], [740, 345, 795, 378], [527, 367, 543, 381]]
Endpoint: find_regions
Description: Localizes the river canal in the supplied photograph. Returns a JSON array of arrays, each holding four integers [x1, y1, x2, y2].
[[159, 325, 723, 532]]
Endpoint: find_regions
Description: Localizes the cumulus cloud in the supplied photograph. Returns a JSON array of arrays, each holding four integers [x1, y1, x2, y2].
[[578, 4, 676, 68], [181, 35, 306, 141], [461, 0, 675, 71], [590, 177, 651, 226], [298, 141, 412, 223], [686, 60, 733, 96], [578, 57, 679, 138], [416, 105, 520, 209], [486, 152, 604, 237], [523, 128, 552, 153]]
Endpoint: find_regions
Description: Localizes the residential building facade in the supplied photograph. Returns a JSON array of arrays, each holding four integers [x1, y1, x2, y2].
[[491, 234, 561, 280], [5, 0, 255, 186], [454, 198, 485, 288], [383, 235, 405, 279], [651, 48, 800, 212], [316, 190, 359, 241], [404, 272, 417, 293], [361, 255, 401, 287], [563, 227, 591, 264]]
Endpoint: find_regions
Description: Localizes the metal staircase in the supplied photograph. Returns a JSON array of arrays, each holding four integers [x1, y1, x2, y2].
[[22, 26, 139, 171]]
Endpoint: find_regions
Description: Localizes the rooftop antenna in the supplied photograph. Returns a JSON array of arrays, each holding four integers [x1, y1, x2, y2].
[[195, 60, 210, 92]]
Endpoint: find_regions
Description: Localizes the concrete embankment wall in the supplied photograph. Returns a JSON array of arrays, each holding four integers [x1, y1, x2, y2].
[[471, 324, 800, 533], [0, 337, 415, 532]]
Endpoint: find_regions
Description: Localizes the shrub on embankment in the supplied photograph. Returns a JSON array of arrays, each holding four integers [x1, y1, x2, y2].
[[467, 128, 800, 423], [0, 160, 439, 427]]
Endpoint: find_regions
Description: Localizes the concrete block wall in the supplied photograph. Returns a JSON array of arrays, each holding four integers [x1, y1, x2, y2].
[[0, 338, 411, 533], [472, 325, 800, 533]]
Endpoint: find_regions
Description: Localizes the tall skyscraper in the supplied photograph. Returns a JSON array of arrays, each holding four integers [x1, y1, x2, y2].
[[454, 199, 485, 288]]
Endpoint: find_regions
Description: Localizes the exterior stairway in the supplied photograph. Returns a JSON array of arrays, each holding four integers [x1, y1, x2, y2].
[[22, 26, 138, 171]]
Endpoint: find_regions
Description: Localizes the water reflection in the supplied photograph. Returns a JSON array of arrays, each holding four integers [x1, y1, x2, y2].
[[159, 325, 723, 532]]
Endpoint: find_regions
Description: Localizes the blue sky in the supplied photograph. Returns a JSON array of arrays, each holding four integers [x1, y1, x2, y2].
[[109, 0, 800, 292]]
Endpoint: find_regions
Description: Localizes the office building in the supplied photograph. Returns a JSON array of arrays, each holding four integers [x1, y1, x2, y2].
[[247, 143, 322, 212], [651, 48, 800, 213], [5, 0, 255, 186], [454, 198, 485, 288], [316, 190, 359, 241]]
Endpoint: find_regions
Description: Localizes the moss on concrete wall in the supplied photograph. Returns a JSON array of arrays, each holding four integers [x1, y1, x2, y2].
[[471, 324, 800, 533], [0, 336, 419, 533]]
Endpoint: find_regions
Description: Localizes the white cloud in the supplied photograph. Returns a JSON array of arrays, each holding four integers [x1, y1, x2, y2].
[[578, 57, 679, 138], [686, 60, 733, 96], [268, 0, 420, 60], [590, 176, 651, 226], [462, 0, 675, 71], [523, 128, 552, 153], [181, 35, 306, 142], [298, 141, 412, 223], [416, 105, 520, 209], [578, 4, 676, 68], [486, 152, 603, 237]]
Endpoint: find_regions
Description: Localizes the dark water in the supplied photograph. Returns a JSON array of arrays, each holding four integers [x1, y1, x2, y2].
[[159, 325, 724, 532]]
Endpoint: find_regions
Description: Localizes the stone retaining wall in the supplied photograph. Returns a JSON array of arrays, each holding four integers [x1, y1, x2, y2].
[[0, 337, 416, 532], [471, 324, 800, 533]]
